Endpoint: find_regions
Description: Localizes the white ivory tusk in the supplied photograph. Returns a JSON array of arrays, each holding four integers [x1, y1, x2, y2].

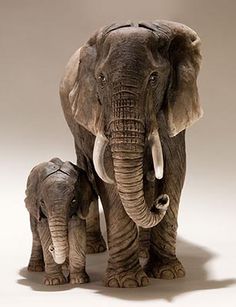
[[93, 133, 114, 184], [148, 129, 164, 180]]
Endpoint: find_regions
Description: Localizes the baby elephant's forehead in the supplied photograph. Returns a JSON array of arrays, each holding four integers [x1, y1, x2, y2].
[[104, 27, 156, 48], [42, 173, 76, 195]]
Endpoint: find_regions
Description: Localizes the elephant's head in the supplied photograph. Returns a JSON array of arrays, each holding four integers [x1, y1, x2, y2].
[[67, 21, 203, 229], [25, 158, 94, 264]]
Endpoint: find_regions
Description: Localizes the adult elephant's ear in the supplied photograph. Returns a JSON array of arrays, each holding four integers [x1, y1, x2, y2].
[[154, 20, 203, 137], [63, 28, 107, 136], [24, 166, 41, 221]]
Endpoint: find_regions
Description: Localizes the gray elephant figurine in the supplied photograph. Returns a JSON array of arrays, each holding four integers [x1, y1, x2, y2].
[[60, 21, 203, 287], [25, 157, 95, 285]]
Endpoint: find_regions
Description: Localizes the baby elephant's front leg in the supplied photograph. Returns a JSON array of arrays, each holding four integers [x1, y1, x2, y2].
[[68, 216, 90, 284], [37, 218, 67, 285]]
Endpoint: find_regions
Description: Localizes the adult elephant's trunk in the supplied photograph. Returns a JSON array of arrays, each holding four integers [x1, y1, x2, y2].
[[110, 123, 168, 228], [48, 216, 68, 264], [93, 88, 169, 228]]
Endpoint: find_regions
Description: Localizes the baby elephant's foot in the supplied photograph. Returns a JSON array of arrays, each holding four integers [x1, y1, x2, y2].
[[43, 272, 68, 285], [105, 267, 149, 288], [70, 271, 90, 284], [86, 232, 107, 254], [28, 259, 45, 272], [144, 254, 185, 280]]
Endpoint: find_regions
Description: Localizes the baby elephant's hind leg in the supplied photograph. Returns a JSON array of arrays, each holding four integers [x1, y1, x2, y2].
[[28, 215, 45, 272]]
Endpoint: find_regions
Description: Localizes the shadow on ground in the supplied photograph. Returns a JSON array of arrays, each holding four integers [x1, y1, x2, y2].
[[17, 236, 236, 301]]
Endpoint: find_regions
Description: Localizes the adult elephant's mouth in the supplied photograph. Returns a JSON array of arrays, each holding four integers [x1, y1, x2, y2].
[[92, 91, 169, 228]]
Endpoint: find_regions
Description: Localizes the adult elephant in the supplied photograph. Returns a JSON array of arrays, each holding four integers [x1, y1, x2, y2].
[[60, 21, 203, 288]]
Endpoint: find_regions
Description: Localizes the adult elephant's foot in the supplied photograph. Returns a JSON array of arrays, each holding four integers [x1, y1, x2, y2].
[[86, 231, 107, 254], [144, 252, 185, 279], [43, 272, 67, 285], [70, 271, 90, 284], [28, 259, 45, 272], [104, 267, 149, 288]]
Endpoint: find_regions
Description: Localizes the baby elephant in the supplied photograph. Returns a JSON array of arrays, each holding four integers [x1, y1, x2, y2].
[[25, 157, 95, 285]]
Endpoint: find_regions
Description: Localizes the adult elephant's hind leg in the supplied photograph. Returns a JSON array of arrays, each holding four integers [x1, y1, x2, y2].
[[98, 182, 149, 288], [86, 197, 107, 254], [75, 142, 106, 254]]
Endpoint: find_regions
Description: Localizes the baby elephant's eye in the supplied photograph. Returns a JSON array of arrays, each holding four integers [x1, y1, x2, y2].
[[71, 198, 76, 205], [40, 200, 45, 207], [69, 198, 78, 218]]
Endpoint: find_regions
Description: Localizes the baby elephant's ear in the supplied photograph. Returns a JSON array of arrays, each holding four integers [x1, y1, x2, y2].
[[153, 20, 203, 137], [77, 170, 96, 219], [61, 161, 79, 179], [25, 166, 41, 221], [49, 157, 63, 167]]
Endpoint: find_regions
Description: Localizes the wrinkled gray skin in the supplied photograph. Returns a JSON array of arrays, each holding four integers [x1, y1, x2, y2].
[[60, 21, 203, 287], [25, 157, 94, 285]]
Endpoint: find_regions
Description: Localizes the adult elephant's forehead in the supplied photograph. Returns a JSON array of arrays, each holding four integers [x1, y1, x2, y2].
[[100, 27, 157, 72]]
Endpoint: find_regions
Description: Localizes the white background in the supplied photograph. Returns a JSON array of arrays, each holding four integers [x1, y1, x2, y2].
[[1, 0, 236, 306]]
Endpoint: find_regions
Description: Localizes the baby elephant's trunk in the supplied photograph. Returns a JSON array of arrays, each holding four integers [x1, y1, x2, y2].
[[48, 217, 68, 264]]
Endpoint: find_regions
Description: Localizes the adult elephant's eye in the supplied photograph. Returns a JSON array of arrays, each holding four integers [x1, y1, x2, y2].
[[98, 73, 106, 87], [149, 73, 158, 87]]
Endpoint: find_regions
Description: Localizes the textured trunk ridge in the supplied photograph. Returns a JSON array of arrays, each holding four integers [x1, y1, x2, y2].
[[112, 142, 166, 228], [110, 89, 167, 228]]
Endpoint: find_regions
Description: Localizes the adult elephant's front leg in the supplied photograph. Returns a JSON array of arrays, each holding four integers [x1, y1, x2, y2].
[[145, 133, 186, 280], [98, 181, 149, 288]]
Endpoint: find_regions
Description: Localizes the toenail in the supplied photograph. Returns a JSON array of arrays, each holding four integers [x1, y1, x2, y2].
[[161, 270, 175, 279], [123, 279, 138, 288], [141, 277, 149, 286], [108, 278, 119, 287]]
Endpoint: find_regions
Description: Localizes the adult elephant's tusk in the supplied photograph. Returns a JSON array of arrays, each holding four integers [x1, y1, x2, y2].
[[148, 129, 164, 180], [93, 133, 114, 184]]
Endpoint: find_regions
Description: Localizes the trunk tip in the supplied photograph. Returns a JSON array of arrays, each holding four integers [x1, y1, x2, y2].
[[154, 194, 170, 211], [48, 244, 66, 264], [54, 257, 66, 265]]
